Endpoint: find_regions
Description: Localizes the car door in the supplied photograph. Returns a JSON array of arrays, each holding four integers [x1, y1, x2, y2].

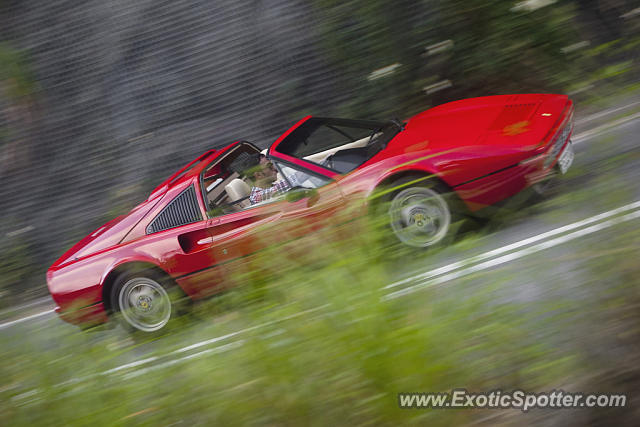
[[206, 163, 347, 286], [138, 185, 229, 299], [206, 200, 284, 270], [275, 161, 348, 235]]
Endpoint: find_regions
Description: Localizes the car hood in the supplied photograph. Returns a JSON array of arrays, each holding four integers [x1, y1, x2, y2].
[[406, 94, 567, 148], [50, 196, 164, 269], [390, 94, 569, 185]]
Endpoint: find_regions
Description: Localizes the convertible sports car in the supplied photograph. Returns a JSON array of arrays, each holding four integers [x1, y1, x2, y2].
[[47, 94, 574, 332]]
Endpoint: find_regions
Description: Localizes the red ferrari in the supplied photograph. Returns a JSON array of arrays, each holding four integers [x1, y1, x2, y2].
[[47, 94, 575, 332]]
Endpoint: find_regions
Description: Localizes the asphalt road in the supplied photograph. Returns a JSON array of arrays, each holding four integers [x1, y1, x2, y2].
[[2, 106, 640, 384]]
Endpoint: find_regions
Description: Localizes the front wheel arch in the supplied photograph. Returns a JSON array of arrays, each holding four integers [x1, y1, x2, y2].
[[369, 171, 467, 216], [369, 172, 468, 248]]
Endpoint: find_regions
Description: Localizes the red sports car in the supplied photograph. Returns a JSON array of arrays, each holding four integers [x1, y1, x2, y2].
[[47, 94, 575, 332]]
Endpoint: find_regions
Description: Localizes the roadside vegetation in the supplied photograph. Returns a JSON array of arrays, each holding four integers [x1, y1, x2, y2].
[[2, 165, 639, 424], [312, 0, 640, 118]]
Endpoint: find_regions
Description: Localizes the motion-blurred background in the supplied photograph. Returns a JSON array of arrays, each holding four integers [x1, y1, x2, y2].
[[0, 1, 638, 306], [2, 2, 640, 426]]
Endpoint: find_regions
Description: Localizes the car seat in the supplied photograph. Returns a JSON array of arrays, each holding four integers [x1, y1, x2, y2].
[[224, 178, 251, 208]]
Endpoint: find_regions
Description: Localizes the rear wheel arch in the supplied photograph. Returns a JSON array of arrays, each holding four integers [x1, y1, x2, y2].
[[101, 262, 175, 314]]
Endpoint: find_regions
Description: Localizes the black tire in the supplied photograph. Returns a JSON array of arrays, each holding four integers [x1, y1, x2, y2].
[[110, 269, 189, 334]]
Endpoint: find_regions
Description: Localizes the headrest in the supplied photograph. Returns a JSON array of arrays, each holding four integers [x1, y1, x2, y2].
[[225, 178, 251, 202]]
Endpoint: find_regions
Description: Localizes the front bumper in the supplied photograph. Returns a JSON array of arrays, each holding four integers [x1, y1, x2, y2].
[[521, 137, 573, 185], [455, 102, 575, 211], [455, 137, 573, 211]]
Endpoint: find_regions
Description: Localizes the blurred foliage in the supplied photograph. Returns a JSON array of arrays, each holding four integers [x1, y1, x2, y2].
[[0, 43, 37, 101], [0, 44, 39, 301], [0, 241, 34, 310], [0, 217, 578, 425], [2, 192, 640, 424], [435, 1, 578, 92], [5, 104, 640, 423], [566, 223, 640, 425], [0, 1, 639, 424], [312, 0, 640, 118], [312, 0, 580, 118], [0, 0, 639, 299]]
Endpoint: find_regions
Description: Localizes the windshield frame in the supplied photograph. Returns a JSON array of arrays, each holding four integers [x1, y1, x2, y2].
[[271, 117, 401, 176]]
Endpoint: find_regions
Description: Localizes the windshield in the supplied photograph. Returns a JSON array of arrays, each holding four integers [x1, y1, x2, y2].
[[275, 118, 401, 174]]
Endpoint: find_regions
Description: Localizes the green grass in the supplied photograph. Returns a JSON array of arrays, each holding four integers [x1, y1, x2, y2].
[[2, 200, 639, 425], [3, 129, 640, 425]]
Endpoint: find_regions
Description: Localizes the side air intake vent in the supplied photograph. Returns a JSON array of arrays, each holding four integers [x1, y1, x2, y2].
[[146, 185, 202, 234]]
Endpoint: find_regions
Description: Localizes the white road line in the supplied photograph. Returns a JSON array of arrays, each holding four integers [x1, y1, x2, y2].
[[172, 331, 243, 354], [2, 108, 640, 331], [122, 341, 244, 381], [54, 305, 331, 384], [171, 304, 329, 355], [385, 200, 640, 290], [102, 356, 160, 375], [0, 309, 55, 330], [575, 101, 640, 125], [385, 208, 640, 299], [573, 111, 640, 144]]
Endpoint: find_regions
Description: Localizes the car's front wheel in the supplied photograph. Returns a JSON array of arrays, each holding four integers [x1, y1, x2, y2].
[[386, 179, 454, 248], [111, 272, 183, 333]]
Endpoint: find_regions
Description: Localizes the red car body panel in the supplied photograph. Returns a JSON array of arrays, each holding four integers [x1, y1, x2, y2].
[[47, 94, 574, 327]]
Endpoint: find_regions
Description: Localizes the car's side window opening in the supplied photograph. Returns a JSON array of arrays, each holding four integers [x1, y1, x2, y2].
[[302, 125, 356, 157], [202, 144, 313, 217], [201, 143, 263, 217]]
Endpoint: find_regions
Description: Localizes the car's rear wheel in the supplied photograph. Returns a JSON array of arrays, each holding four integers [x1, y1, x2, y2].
[[111, 271, 184, 333]]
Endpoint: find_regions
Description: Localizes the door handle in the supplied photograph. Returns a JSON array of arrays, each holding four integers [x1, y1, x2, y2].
[[196, 236, 214, 246]]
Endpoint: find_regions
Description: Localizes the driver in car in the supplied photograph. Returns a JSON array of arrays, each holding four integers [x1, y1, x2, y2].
[[246, 155, 293, 205]]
